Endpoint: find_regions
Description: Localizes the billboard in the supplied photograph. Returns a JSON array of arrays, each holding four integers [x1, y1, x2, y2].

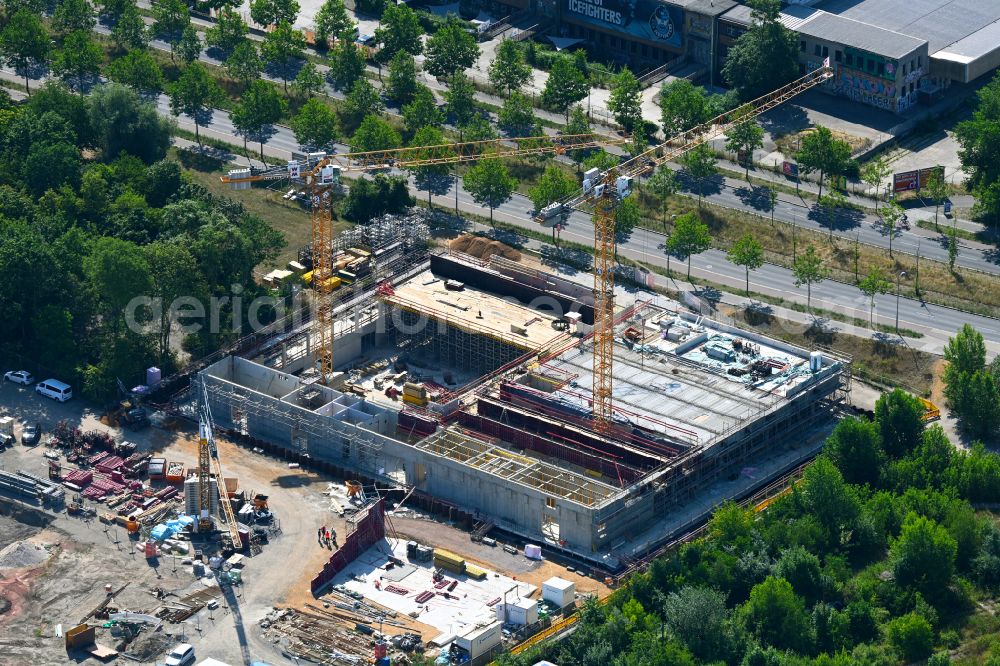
[[565, 0, 684, 47], [892, 166, 943, 193], [782, 161, 798, 178]]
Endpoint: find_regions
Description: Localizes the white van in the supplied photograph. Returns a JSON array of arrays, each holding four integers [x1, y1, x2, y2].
[[35, 379, 72, 402]]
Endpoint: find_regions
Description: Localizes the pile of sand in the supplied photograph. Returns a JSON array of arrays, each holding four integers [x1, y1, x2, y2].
[[0, 541, 49, 569], [448, 234, 521, 262]]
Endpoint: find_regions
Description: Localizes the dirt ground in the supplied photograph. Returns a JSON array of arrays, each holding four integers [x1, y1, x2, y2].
[[0, 381, 612, 665]]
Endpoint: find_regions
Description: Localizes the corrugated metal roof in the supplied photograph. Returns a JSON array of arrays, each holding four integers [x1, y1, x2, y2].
[[792, 8, 926, 59], [818, 0, 1000, 57]]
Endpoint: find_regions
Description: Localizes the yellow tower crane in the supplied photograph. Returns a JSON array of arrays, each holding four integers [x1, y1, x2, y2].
[[222, 65, 831, 420]]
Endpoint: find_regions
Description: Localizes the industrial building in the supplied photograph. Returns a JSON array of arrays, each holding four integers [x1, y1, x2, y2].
[[199, 248, 846, 568], [718, 0, 1000, 113]]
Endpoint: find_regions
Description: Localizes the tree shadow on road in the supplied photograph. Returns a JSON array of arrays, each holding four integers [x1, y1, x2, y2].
[[806, 203, 865, 233], [678, 171, 725, 199], [734, 185, 773, 213]]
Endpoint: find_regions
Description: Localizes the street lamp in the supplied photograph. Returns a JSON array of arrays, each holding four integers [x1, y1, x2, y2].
[[895, 271, 907, 335]]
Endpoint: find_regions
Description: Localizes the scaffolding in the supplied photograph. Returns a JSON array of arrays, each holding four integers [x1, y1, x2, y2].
[[416, 429, 617, 507], [196, 373, 386, 472]]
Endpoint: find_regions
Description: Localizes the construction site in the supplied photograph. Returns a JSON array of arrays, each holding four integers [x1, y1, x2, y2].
[[0, 67, 852, 665], [201, 245, 848, 568]]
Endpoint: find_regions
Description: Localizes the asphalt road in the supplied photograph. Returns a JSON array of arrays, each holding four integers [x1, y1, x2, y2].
[[5, 52, 1000, 347]]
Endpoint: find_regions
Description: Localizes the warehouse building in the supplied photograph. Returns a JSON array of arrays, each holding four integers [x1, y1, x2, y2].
[[199, 252, 846, 568], [717, 0, 1000, 113]]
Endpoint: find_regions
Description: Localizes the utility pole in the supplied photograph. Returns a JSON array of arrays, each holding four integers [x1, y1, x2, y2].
[[895, 270, 907, 335]]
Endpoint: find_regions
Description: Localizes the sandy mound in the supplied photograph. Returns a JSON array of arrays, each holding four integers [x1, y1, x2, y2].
[[448, 234, 521, 262], [0, 541, 50, 569]]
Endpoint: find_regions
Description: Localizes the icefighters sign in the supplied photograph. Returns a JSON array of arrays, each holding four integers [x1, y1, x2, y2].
[[566, 0, 685, 47]]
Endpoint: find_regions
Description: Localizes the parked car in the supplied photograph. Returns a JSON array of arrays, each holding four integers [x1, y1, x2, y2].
[[164, 643, 195, 666], [22, 423, 40, 446], [36, 379, 72, 402], [4, 370, 34, 385]]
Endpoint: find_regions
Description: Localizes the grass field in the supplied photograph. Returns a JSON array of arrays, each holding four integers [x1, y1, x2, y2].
[[171, 146, 350, 269]]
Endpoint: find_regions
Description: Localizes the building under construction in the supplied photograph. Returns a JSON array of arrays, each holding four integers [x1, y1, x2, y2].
[[199, 245, 846, 567]]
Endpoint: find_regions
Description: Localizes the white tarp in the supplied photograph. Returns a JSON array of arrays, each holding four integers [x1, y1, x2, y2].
[[548, 37, 584, 51]]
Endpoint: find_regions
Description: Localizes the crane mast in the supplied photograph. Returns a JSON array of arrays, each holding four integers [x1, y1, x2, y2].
[[221, 67, 832, 431]]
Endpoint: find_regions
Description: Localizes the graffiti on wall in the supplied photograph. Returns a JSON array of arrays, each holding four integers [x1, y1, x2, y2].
[[834, 69, 897, 111]]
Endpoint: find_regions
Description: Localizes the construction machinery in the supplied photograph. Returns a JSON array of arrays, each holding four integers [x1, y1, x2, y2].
[[197, 382, 242, 549], [221, 66, 831, 426], [538, 65, 834, 429], [221, 133, 632, 385]]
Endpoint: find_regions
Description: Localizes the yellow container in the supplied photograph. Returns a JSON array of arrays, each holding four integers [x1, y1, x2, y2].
[[402, 393, 428, 406], [464, 564, 487, 580], [322, 276, 342, 291], [301, 270, 314, 285]]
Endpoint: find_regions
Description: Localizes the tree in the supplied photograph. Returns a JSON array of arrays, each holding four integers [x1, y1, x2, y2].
[[886, 613, 934, 663], [956, 72, 1000, 227], [660, 79, 710, 136], [168, 62, 222, 144], [341, 174, 413, 221], [860, 156, 891, 211], [607, 67, 642, 133], [498, 91, 538, 138], [891, 512, 957, 597], [880, 199, 904, 257], [250, 0, 299, 27], [824, 416, 881, 486], [924, 171, 949, 228], [100, 0, 132, 23], [145, 241, 203, 362], [225, 41, 263, 88], [791, 245, 826, 313], [291, 98, 337, 150], [648, 165, 679, 230], [261, 21, 305, 92], [583, 149, 619, 173], [350, 114, 401, 153], [542, 58, 588, 121], [313, 0, 353, 46], [112, 3, 148, 51], [374, 4, 422, 66], [529, 165, 576, 212], [293, 61, 324, 99], [353, 0, 385, 17], [326, 39, 365, 91], [342, 78, 384, 128], [680, 144, 718, 207], [204, 7, 247, 55], [801, 457, 858, 545], [460, 114, 497, 142], [107, 50, 164, 95], [52, 0, 96, 34], [489, 39, 530, 97], [407, 125, 452, 207], [176, 25, 202, 65], [444, 73, 477, 126], [858, 267, 890, 328], [0, 10, 50, 94], [153, 0, 188, 41], [945, 323, 987, 378], [774, 546, 824, 604], [232, 80, 284, 161], [943, 324, 1000, 437], [84, 236, 152, 333], [874, 389, 925, 459], [52, 30, 103, 91], [615, 196, 640, 241], [740, 577, 812, 653], [727, 233, 763, 295], [667, 212, 711, 280], [386, 50, 418, 105], [956, 371, 1000, 438], [662, 587, 730, 662], [725, 105, 765, 178], [564, 105, 592, 172], [424, 16, 479, 79], [463, 158, 516, 225], [796, 126, 852, 200], [949, 224, 958, 271], [722, 0, 799, 101], [402, 86, 444, 135]]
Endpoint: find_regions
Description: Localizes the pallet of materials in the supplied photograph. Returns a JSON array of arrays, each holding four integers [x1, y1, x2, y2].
[[415, 591, 434, 604], [96, 456, 124, 474], [432, 548, 465, 574], [464, 564, 487, 580], [64, 470, 93, 486], [87, 451, 109, 466]]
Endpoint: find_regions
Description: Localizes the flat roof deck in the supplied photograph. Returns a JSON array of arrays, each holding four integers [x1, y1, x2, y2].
[[385, 269, 566, 351]]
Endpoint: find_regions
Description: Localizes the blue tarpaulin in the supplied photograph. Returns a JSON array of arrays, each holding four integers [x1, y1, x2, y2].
[[149, 515, 194, 541]]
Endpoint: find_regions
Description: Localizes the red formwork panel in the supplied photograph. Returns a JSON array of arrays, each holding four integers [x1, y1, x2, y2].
[[310, 499, 386, 596]]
